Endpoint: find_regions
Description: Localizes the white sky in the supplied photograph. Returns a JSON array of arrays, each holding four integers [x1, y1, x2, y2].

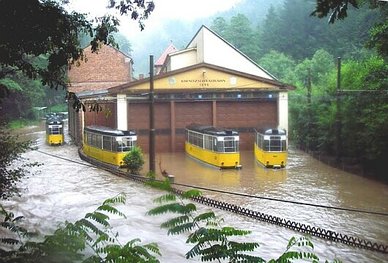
[[67, 0, 242, 35], [67, 0, 242, 23], [67, 0, 242, 74]]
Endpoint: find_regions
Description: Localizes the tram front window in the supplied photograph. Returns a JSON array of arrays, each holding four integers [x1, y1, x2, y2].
[[115, 137, 135, 152], [49, 126, 62, 135], [270, 137, 282, 151], [224, 137, 238, 152]]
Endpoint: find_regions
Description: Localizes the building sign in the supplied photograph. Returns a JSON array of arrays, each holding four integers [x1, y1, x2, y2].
[[181, 78, 227, 87]]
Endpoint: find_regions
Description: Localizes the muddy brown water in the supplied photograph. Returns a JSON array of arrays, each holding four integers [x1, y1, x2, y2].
[[4, 120, 388, 262]]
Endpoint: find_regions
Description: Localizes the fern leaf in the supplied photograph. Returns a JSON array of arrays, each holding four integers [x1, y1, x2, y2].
[[181, 189, 202, 199], [77, 218, 106, 237], [200, 244, 228, 261], [102, 193, 126, 206], [153, 193, 176, 204], [85, 211, 110, 226], [182, 203, 197, 214], [95, 204, 126, 218], [92, 232, 109, 247], [193, 211, 216, 223], [143, 242, 161, 256], [233, 253, 266, 263], [128, 238, 142, 246], [160, 215, 190, 229], [228, 241, 260, 252], [187, 227, 206, 243], [278, 250, 320, 262], [287, 236, 297, 250], [168, 222, 195, 235], [188, 228, 228, 244], [221, 226, 251, 237], [185, 242, 207, 259], [147, 203, 186, 216]]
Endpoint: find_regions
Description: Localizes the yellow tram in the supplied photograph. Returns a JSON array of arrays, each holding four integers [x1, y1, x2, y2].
[[46, 115, 64, 145], [185, 124, 241, 169], [83, 125, 137, 167], [254, 128, 287, 168]]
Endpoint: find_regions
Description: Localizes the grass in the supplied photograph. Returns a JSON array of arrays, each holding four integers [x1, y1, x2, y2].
[[7, 119, 41, 129]]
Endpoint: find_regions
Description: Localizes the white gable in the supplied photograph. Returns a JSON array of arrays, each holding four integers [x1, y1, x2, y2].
[[185, 26, 275, 80]]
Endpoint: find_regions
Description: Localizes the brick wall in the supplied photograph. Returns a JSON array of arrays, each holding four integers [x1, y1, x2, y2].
[[126, 100, 277, 153], [67, 45, 132, 93]]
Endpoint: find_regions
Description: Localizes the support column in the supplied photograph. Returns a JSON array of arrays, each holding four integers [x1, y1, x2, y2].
[[80, 109, 85, 145], [170, 101, 176, 152], [212, 100, 217, 127], [278, 92, 288, 132], [116, 94, 128, 130]]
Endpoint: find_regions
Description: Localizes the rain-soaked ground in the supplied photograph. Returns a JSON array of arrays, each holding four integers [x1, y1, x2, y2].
[[3, 121, 388, 262]]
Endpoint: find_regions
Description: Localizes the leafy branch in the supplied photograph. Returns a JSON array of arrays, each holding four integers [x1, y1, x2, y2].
[[146, 179, 342, 262], [0, 193, 161, 263], [146, 179, 264, 262]]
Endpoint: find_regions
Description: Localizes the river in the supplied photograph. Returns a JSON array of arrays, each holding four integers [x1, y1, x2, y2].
[[3, 121, 388, 262]]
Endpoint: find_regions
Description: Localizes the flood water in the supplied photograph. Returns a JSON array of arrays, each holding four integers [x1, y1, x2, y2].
[[4, 121, 388, 262]]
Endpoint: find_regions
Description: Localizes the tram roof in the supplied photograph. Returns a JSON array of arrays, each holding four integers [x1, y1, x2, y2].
[[255, 128, 287, 135], [46, 115, 64, 124], [186, 124, 239, 136], [84, 125, 136, 137]]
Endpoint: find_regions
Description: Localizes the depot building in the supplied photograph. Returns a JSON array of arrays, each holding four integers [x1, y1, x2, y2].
[[67, 25, 294, 152]]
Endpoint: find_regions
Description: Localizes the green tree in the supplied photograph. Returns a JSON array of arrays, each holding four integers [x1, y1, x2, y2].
[[113, 33, 133, 57], [0, 126, 36, 199], [0, 0, 154, 92], [0, 0, 154, 198], [290, 54, 388, 181], [259, 50, 296, 82], [311, 0, 387, 58], [226, 14, 260, 61], [258, 5, 282, 57], [210, 17, 229, 37], [338, 56, 388, 179]]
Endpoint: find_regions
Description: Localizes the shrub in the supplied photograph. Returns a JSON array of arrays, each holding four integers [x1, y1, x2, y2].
[[123, 146, 145, 174]]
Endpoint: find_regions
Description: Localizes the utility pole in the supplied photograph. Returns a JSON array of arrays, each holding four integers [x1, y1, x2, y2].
[[306, 68, 312, 150], [149, 55, 155, 173], [336, 57, 342, 164]]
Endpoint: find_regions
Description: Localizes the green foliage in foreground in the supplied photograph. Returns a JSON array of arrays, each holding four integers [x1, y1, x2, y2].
[[0, 193, 161, 263], [1, 184, 343, 262], [146, 179, 341, 262], [0, 124, 39, 199]]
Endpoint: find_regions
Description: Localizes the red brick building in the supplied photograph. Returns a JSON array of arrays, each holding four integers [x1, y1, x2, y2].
[[67, 45, 133, 144]]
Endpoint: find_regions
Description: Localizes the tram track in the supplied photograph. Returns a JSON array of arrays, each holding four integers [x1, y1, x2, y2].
[[36, 149, 388, 254]]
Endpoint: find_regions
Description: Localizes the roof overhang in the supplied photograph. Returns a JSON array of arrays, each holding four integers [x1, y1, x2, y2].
[[108, 62, 295, 95]]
